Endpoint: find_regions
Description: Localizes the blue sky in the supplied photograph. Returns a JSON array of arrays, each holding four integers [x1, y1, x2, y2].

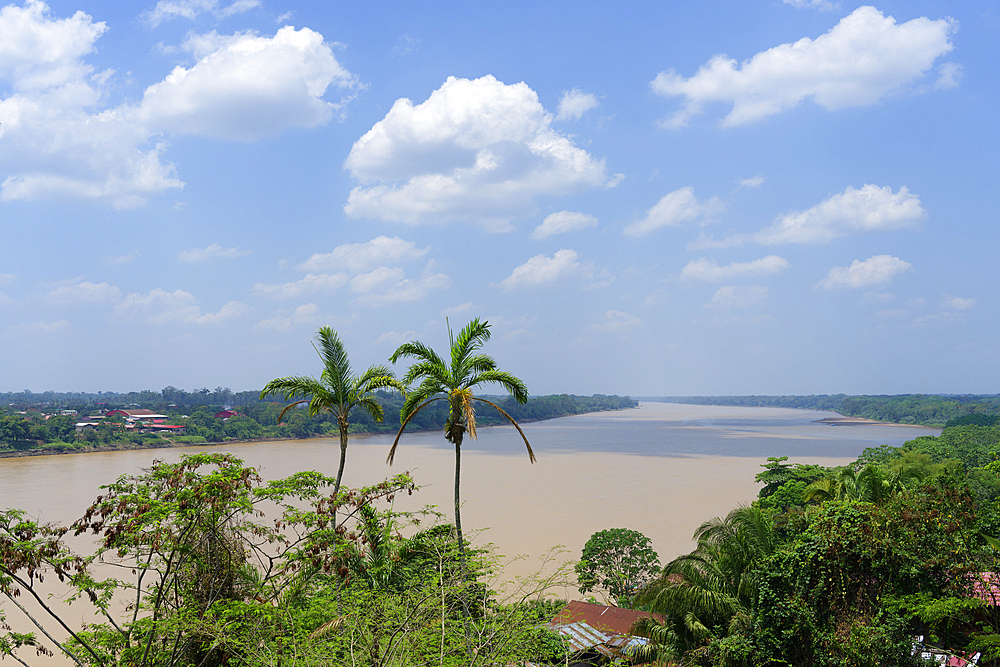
[[0, 0, 996, 396]]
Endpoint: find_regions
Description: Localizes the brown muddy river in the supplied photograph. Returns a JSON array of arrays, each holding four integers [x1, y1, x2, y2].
[[0, 401, 937, 662]]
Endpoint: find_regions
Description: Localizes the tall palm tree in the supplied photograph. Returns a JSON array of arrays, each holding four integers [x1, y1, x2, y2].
[[260, 326, 405, 507], [387, 317, 533, 658]]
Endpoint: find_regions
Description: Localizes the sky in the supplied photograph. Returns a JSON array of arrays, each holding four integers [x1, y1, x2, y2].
[[0, 0, 997, 397]]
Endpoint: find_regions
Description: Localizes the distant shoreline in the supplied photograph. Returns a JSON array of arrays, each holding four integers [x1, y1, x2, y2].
[[0, 406, 640, 459]]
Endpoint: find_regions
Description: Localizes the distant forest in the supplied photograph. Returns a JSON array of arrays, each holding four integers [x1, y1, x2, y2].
[[0, 389, 637, 452], [648, 394, 1000, 427]]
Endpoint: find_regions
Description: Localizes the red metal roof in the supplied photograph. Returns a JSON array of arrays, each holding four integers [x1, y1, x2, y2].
[[549, 600, 663, 636]]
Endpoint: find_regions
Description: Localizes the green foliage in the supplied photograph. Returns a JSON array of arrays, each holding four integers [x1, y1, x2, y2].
[[755, 457, 829, 511], [575, 528, 660, 606]]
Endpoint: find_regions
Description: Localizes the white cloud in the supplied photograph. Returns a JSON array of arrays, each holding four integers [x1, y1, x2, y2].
[[686, 232, 745, 251], [101, 250, 140, 265], [0, 274, 14, 286], [820, 255, 912, 290], [652, 6, 956, 127], [254, 303, 320, 331], [499, 249, 582, 291], [9, 319, 67, 334], [178, 243, 251, 263], [343, 75, 612, 229], [755, 185, 923, 245], [353, 269, 451, 306], [704, 284, 769, 309], [590, 309, 642, 332], [115, 288, 248, 324], [441, 302, 475, 318], [350, 266, 405, 294], [139, 27, 358, 141], [681, 255, 789, 282], [252, 273, 348, 299], [556, 88, 599, 120], [0, 2, 182, 208], [376, 329, 417, 346], [298, 236, 428, 273], [736, 175, 765, 189], [623, 187, 723, 237], [782, 0, 839, 10], [142, 0, 259, 27], [532, 211, 598, 240], [941, 294, 975, 310], [47, 280, 121, 305], [0, 5, 357, 206]]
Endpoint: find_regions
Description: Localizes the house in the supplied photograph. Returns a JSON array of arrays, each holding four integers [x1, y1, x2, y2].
[[214, 410, 239, 420], [105, 409, 168, 424], [546, 601, 664, 664]]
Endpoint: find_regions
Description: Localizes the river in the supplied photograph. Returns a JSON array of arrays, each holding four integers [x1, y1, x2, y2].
[[0, 401, 938, 661]]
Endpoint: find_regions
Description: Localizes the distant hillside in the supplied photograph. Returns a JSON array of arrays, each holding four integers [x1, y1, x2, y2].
[[641, 394, 1000, 427]]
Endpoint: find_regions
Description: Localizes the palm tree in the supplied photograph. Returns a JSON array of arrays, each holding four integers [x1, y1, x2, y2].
[[803, 462, 928, 504], [635, 505, 779, 657], [259, 326, 405, 508], [387, 317, 533, 658]]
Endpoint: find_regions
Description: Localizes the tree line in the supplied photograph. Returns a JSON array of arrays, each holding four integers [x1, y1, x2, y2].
[[650, 393, 1000, 426]]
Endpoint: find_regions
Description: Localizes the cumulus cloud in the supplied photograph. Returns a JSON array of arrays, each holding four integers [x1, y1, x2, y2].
[[254, 303, 320, 331], [681, 255, 789, 282], [343, 75, 614, 230], [704, 284, 769, 309], [9, 319, 67, 333], [0, 3, 356, 206], [941, 294, 975, 310], [736, 175, 765, 190], [652, 6, 956, 127], [178, 243, 251, 263], [352, 267, 451, 306], [142, 0, 259, 27], [556, 88, 599, 120], [702, 185, 923, 248], [623, 187, 723, 237], [755, 185, 923, 245], [139, 27, 358, 141], [101, 250, 140, 265], [298, 236, 428, 273], [115, 288, 248, 324], [252, 273, 348, 299], [499, 249, 583, 290], [820, 255, 912, 290], [782, 0, 839, 10], [531, 211, 598, 240], [590, 310, 642, 332], [47, 280, 121, 305]]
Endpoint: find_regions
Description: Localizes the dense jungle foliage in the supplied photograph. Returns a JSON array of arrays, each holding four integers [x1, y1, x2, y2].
[[0, 393, 636, 451], [651, 393, 1000, 426], [631, 420, 1000, 666], [0, 454, 574, 666]]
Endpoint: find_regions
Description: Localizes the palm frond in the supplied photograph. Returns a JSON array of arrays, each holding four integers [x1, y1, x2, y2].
[[354, 395, 384, 423], [278, 399, 309, 424], [386, 397, 446, 464], [466, 370, 529, 403], [474, 397, 535, 463], [259, 375, 326, 402], [451, 318, 490, 369], [390, 340, 445, 367], [314, 326, 352, 395], [400, 360, 451, 388], [400, 378, 447, 420]]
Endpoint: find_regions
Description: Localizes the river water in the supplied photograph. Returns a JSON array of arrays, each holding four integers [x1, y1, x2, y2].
[[0, 401, 938, 660]]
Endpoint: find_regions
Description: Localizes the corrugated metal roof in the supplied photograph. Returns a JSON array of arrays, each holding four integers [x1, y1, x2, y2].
[[552, 622, 610, 652], [549, 600, 664, 635]]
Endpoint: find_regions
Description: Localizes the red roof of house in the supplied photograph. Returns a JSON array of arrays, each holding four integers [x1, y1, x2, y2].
[[549, 600, 663, 636], [971, 572, 1000, 606]]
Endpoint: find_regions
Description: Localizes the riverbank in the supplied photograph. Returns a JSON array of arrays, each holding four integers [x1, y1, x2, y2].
[[0, 405, 640, 459]]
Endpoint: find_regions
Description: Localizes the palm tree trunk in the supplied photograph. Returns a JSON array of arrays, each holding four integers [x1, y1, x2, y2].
[[453, 433, 473, 661], [335, 424, 348, 616]]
